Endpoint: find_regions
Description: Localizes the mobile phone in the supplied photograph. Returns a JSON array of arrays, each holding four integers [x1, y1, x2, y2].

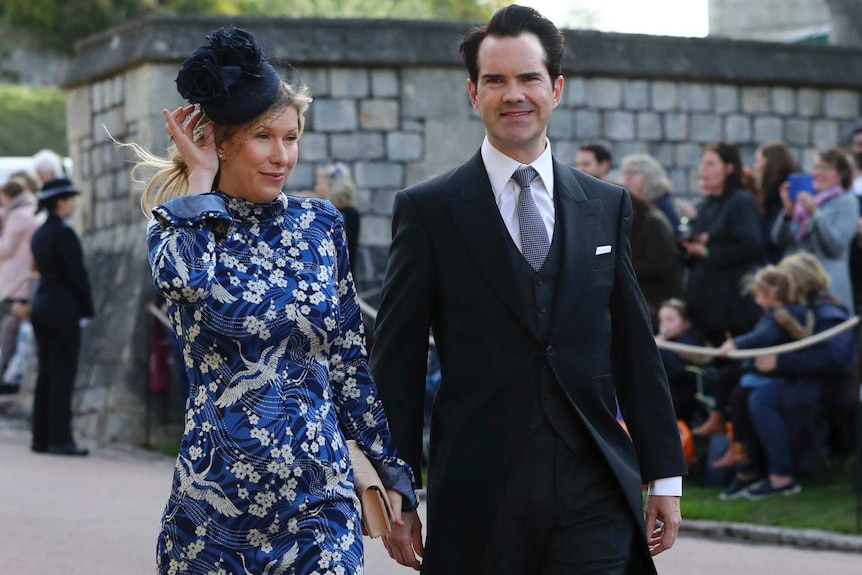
[[787, 173, 812, 203]]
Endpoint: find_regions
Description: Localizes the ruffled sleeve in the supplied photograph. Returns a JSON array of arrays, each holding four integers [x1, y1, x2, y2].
[[147, 193, 233, 305], [325, 210, 419, 511]]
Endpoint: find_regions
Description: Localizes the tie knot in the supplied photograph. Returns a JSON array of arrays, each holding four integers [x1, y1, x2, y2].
[[512, 166, 539, 191]]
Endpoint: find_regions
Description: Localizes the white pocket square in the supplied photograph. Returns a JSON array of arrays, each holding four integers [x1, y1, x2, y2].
[[595, 245, 612, 255]]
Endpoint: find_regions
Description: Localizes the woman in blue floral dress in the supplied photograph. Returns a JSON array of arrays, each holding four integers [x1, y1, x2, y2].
[[135, 28, 417, 574]]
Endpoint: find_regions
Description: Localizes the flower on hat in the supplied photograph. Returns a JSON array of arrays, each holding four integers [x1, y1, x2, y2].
[[175, 27, 280, 125]]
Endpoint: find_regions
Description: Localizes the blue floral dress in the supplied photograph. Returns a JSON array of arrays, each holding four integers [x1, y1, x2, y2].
[[148, 192, 416, 575]]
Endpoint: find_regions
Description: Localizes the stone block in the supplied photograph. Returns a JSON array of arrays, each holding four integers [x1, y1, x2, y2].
[[548, 108, 573, 139], [574, 109, 602, 140], [93, 108, 124, 144], [387, 132, 423, 161], [798, 89, 821, 117], [741, 87, 770, 114], [648, 143, 675, 168], [668, 168, 688, 195], [312, 99, 358, 132], [552, 140, 577, 165], [330, 68, 370, 98], [299, 132, 329, 162], [714, 85, 739, 114], [652, 82, 678, 112], [785, 118, 811, 146], [812, 119, 839, 147], [402, 120, 423, 132], [824, 89, 859, 119], [402, 68, 473, 120], [691, 113, 722, 144], [675, 143, 703, 168], [371, 189, 400, 214], [754, 116, 784, 143], [288, 162, 314, 190], [371, 69, 400, 98], [359, 100, 399, 130], [362, 215, 393, 246], [623, 80, 650, 111], [637, 112, 662, 141], [331, 133, 385, 161], [725, 115, 751, 143], [66, 87, 93, 142], [565, 77, 587, 107], [679, 83, 713, 112], [613, 141, 648, 161], [355, 162, 404, 189], [299, 68, 329, 97], [604, 111, 635, 140], [587, 78, 623, 109], [664, 113, 689, 142], [407, 118, 484, 186], [771, 87, 796, 115]]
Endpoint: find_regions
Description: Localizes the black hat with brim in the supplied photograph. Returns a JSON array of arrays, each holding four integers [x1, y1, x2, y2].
[[36, 177, 79, 211]]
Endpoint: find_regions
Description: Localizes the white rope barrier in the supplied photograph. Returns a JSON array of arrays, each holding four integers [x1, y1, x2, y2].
[[655, 315, 859, 359]]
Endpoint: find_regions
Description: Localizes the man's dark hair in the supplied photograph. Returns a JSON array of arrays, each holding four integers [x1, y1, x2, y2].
[[579, 143, 612, 166], [704, 141, 745, 194], [459, 4, 564, 85]]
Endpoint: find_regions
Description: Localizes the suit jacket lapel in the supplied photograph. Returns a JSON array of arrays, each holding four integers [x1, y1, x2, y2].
[[445, 152, 539, 341], [549, 160, 603, 338]]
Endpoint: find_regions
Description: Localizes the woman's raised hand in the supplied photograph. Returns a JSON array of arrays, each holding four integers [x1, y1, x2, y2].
[[164, 105, 219, 195]]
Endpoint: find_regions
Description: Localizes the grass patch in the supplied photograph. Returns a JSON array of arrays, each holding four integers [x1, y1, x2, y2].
[[682, 463, 861, 535]]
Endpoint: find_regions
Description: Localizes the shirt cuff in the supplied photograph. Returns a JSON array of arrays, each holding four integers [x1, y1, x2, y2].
[[648, 476, 683, 497]]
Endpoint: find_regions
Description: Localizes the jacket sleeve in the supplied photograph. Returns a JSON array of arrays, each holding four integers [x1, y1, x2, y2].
[[733, 315, 781, 349], [147, 194, 231, 305], [327, 212, 418, 509], [772, 308, 857, 378], [807, 196, 860, 259], [611, 189, 688, 483], [704, 193, 764, 269], [632, 213, 679, 282], [369, 191, 435, 487], [56, 226, 95, 318], [0, 210, 25, 261]]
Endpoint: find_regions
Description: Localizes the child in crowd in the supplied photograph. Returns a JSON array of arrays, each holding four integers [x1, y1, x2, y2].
[[655, 298, 704, 425], [716, 265, 813, 499]]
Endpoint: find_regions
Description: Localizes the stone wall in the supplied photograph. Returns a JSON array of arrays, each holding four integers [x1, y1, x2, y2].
[[55, 15, 862, 445], [709, 0, 829, 39]]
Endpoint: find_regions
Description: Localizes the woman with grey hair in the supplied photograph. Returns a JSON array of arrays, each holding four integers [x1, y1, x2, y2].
[[621, 153, 682, 238], [31, 149, 64, 184], [620, 153, 682, 325]]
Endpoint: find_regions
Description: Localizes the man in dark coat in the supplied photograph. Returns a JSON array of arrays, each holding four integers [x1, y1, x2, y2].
[[370, 6, 686, 575]]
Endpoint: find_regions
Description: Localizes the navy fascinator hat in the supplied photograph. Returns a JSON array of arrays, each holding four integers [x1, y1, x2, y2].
[[36, 177, 79, 211], [176, 27, 280, 126]]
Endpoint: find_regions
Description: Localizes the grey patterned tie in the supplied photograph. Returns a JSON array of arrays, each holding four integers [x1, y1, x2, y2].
[[512, 166, 549, 271]]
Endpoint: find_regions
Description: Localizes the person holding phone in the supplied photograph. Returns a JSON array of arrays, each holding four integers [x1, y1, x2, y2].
[[771, 148, 859, 312]]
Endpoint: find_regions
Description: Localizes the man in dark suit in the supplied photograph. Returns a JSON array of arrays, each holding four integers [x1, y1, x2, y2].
[[370, 5, 686, 574]]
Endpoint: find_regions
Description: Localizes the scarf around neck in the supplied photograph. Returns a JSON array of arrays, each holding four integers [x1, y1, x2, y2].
[[792, 184, 845, 242]]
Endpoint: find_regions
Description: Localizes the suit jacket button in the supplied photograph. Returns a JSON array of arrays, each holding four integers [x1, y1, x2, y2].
[[535, 275, 543, 285], [546, 346, 554, 356], [538, 304, 546, 313]]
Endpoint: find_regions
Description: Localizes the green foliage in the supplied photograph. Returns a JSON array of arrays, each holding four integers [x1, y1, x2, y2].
[[0, 84, 67, 156], [0, 0, 508, 53]]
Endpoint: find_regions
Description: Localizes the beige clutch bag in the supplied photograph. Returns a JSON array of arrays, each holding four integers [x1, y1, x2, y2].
[[347, 440, 393, 538]]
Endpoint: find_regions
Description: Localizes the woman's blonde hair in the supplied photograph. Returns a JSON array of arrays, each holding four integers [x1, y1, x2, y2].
[[777, 252, 831, 299], [744, 264, 796, 304], [316, 162, 355, 206], [128, 81, 312, 215], [620, 153, 673, 202]]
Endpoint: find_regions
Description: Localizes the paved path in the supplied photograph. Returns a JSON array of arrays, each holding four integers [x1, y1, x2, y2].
[[1, 419, 860, 574]]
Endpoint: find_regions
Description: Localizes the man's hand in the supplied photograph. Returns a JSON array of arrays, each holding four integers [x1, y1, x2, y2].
[[382, 490, 423, 570], [644, 495, 681, 556]]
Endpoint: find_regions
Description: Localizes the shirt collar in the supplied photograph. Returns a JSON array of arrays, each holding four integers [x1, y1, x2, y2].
[[481, 137, 554, 202]]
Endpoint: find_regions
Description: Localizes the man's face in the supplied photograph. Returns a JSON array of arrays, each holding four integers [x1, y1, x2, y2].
[[576, 150, 608, 179], [467, 33, 563, 164], [852, 132, 862, 156]]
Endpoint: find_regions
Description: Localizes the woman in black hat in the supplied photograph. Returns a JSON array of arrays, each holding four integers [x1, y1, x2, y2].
[[129, 27, 416, 574], [30, 177, 94, 456]]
